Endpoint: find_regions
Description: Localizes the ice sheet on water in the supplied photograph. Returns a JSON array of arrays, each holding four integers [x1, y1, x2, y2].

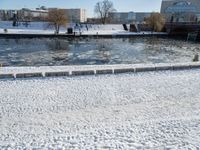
[[0, 36, 199, 66]]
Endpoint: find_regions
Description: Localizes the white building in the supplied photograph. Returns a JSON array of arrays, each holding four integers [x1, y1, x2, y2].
[[19, 8, 48, 20], [49, 8, 87, 23], [29, 10, 48, 18], [64, 9, 87, 23]]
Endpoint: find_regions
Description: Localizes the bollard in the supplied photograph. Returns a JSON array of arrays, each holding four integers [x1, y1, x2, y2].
[[193, 54, 199, 62]]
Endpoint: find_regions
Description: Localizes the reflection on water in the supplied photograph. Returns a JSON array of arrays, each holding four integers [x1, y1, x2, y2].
[[0, 37, 199, 66], [47, 39, 69, 51]]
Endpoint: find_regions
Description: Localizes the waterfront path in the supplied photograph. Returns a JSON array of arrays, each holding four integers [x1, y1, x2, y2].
[[0, 69, 200, 149]]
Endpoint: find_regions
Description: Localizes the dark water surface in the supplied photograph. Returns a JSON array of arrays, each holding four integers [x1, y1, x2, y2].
[[0, 37, 199, 66]]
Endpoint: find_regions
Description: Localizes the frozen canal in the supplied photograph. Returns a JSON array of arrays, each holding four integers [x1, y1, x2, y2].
[[0, 37, 200, 66], [1, 69, 200, 149]]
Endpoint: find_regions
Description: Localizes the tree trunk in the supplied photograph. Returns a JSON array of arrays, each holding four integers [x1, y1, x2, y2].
[[57, 25, 60, 34], [54, 24, 59, 35]]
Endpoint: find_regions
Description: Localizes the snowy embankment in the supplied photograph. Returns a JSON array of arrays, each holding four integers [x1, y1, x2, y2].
[[1, 69, 200, 149], [0, 21, 167, 35]]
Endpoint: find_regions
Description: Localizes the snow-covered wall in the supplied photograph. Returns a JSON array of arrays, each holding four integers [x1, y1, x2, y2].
[[0, 21, 127, 31], [0, 62, 200, 79]]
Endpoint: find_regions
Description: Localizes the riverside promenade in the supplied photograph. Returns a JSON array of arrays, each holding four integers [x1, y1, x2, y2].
[[0, 23, 168, 38], [1, 63, 200, 149]]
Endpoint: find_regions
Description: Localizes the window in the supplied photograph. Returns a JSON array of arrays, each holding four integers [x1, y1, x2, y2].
[[165, 1, 197, 13]]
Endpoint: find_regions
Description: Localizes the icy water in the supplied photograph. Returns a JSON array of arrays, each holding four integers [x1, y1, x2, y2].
[[0, 37, 200, 66]]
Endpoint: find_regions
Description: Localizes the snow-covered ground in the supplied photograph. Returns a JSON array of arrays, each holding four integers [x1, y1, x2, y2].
[[1, 69, 200, 149], [0, 21, 166, 35], [0, 21, 68, 34]]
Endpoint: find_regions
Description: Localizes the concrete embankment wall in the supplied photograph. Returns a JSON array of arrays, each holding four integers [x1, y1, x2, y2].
[[0, 62, 200, 79], [0, 33, 168, 39]]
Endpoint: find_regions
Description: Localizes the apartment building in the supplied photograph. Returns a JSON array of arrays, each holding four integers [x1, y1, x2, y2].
[[63, 9, 87, 23], [49, 8, 87, 23]]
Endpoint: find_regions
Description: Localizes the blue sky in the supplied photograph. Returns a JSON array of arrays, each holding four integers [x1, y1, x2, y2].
[[1, 0, 162, 17]]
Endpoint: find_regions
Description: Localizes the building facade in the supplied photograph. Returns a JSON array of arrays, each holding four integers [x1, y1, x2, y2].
[[0, 10, 17, 21], [0, 8, 87, 23], [0, 10, 4, 21], [0, 8, 48, 21], [48, 8, 87, 23], [60, 9, 87, 23], [135, 12, 151, 23], [108, 12, 151, 24], [161, 0, 200, 22], [108, 12, 136, 24], [18, 8, 48, 21]]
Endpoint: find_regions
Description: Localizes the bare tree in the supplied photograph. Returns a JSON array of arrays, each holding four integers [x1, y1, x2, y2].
[[47, 9, 68, 34], [94, 0, 115, 24], [24, 12, 33, 22], [146, 13, 165, 32]]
